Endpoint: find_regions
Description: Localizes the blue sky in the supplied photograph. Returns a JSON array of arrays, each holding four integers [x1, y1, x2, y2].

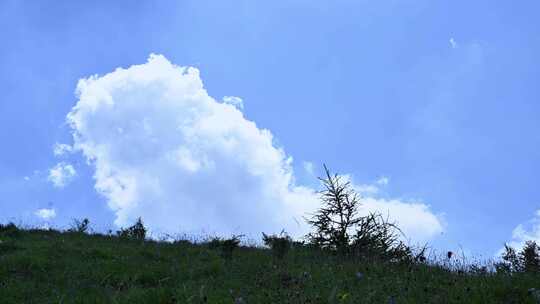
[[1, 1, 539, 257]]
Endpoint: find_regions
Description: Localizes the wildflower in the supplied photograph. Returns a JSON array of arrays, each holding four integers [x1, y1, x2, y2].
[[234, 297, 245, 304], [356, 272, 364, 280]]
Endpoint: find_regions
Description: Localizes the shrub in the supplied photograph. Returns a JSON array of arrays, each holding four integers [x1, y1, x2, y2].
[[262, 231, 292, 260], [0, 222, 20, 238], [497, 241, 540, 273], [349, 213, 409, 262], [207, 235, 242, 260], [68, 218, 90, 233], [207, 237, 223, 250], [220, 237, 241, 260], [500, 244, 522, 272], [520, 241, 540, 273], [117, 217, 147, 241]]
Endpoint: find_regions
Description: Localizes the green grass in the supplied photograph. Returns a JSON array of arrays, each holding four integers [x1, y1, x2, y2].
[[0, 228, 539, 303]]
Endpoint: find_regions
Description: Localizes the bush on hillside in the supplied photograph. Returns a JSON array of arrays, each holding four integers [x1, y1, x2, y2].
[[349, 213, 410, 262], [117, 217, 147, 241], [68, 218, 90, 234], [262, 231, 292, 260], [497, 241, 540, 273], [207, 235, 242, 260], [0, 222, 20, 238], [521, 241, 540, 272]]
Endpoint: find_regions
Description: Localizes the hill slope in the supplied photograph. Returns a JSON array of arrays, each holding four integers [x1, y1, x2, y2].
[[0, 228, 538, 303]]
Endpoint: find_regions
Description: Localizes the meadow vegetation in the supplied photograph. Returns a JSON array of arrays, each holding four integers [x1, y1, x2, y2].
[[1, 166, 539, 303]]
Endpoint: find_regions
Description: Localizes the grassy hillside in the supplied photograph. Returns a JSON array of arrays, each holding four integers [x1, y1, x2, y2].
[[1, 227, 539, 303]]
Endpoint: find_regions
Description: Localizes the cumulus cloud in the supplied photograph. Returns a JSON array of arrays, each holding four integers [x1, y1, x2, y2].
[[35, 208, 56, 220], [48, 162, 76, 188], [356, 196, 443, 243], [67, 54, 316, 236], [223, 96, 244, 110], [53, 143, 74, 156], [504, 210, 540, 251], [303, 161, 315, 176], [355, 184, 380, 195], [354, 176, 383, 195], [66, 54, 443, 241], [347, 177, 442, 243]]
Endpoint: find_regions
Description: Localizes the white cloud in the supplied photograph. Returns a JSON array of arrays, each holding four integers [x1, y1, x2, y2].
[[350, 177, 442, 243], [355, 183, 380, 195], [53, 143, 74, 156], [504, 210, 540, 251], [48, 162, 76, 188], [449, 38, 458, 49], [355, 176, 386, 195], [376, 176, 389, 186], [350, 176, 388, 195], [356, 196, 443, 243], [66, 54, 443, 241], [67, 54, 316, 237], [303, 161, 315, 176], [35, 208, 56, 220], [223, 96, 244, 110], [23, 176, 30, 181]]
